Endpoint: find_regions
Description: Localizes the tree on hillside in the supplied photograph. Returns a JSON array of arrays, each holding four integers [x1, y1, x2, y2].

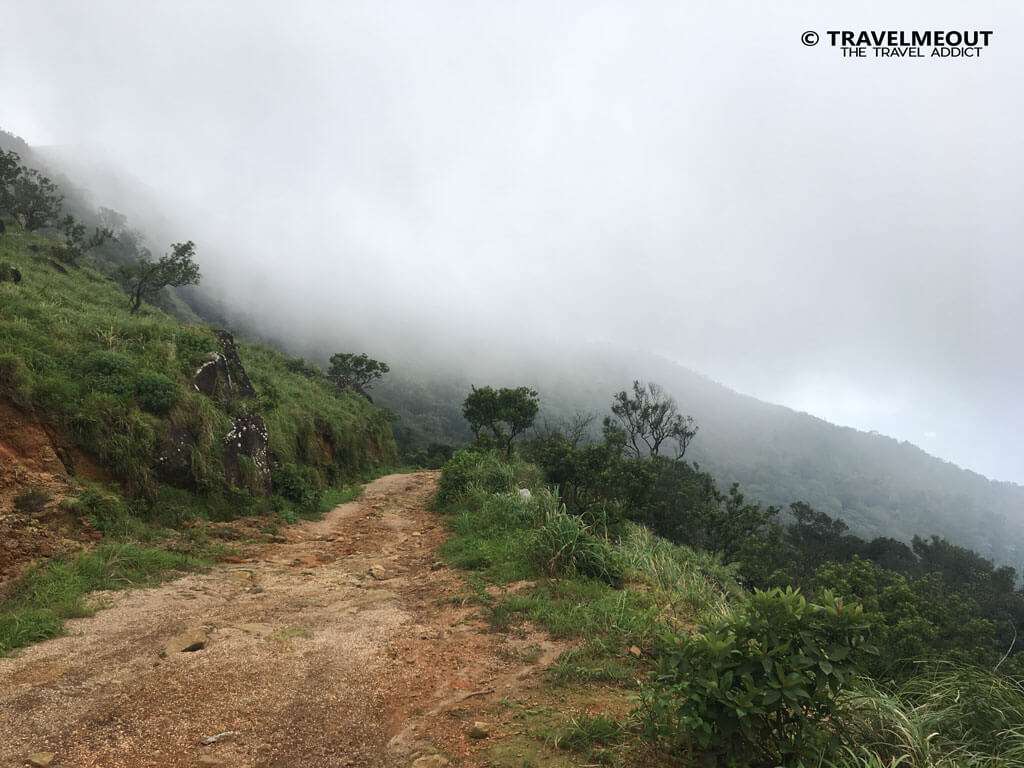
[[326, 353, 390, 399], [10, 166, 63, 230], [0, 150, 21, 216], [53, 215, 114, 266], [462, 385, 539, 456], [0, 149, 63, 230], [118, 240, 201, 314], [605, 380, 698, 460]]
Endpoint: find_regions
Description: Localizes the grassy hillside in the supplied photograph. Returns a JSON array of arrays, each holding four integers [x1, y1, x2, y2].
[[0, 222, 396, 520], [436, 449, 1024, 768]]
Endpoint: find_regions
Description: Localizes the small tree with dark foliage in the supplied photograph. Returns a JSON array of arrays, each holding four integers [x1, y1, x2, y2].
[[462, 385, 540, 456], [605, 380, 698, 460], [11, 166, 63, 230], [52, 215, 113, 266], [0, 150, 21, 216], [326, 353, 390, 398], [119, 240, 201, 314]]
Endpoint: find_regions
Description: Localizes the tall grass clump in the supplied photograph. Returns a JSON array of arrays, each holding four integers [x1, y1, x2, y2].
[[529, 488, 625, 586], [618, 523, 740, 622], [436, 448, 516, 505], [835, 664, 1024, 768]]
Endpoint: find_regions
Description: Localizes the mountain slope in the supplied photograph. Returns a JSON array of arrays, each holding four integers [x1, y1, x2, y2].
[[0, 221, 397, 585], [375, 345, 1024, 573]]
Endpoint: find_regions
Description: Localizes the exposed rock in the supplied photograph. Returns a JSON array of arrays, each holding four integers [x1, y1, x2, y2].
[[628, 645, 642, 658], [517, 487, 532, 500], [468, 721, 490, 739], [163, 627, 209, 655], [411, 756, 449, 768], [369, 564, 391, 581], [223, 414, 271, 495], [155, 422, 199, 488], [199, 731, 238, 746], [214, 330, 256, 398], [191, 331, 256, 404], [0, 262, 21, 284], [192, 353, 231, 400], [26, 752, 55, 767]]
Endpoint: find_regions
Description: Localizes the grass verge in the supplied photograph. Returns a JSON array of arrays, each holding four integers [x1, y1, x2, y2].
[[0, 543, 208, 655]]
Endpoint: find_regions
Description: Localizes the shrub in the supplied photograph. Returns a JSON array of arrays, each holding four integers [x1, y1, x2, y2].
[[0, 352, 32, 407], [70, 393, 157, 496], [174, 327, 218, 372], [82, 349, 135, 397], [272, 462, 323, 512], [642, 587, 872, 766], [436, 449, 515, 505], [531, 493, 624, 587], [64, 486, 143, 538], [14, 487, 51, 514], [135, 371, 180, 415]]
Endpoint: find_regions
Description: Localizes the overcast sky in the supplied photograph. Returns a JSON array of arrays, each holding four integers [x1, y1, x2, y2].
[[3, 1, 1022, 482]]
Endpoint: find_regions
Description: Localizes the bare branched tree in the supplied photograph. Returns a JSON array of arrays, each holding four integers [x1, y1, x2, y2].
[[606, 380, 698, 460]]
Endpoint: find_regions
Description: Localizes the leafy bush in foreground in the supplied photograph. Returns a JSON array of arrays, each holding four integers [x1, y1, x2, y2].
[[642, 587, 872, 766]]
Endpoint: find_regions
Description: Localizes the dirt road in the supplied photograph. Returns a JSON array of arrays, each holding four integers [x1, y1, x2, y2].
[[0, 472, 562, 768]]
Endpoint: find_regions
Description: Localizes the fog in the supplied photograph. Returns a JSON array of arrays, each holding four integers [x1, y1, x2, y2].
[[3, 1, 1023, 482]]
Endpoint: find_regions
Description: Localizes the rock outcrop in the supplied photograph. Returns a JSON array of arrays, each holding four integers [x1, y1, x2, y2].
[[223, 414, 271, 495], [192, 330, 256, 404], [155, 423, 200, 489]]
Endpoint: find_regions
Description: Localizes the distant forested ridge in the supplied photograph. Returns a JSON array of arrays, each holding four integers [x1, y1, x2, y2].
[[375, 346, 1024, 574]]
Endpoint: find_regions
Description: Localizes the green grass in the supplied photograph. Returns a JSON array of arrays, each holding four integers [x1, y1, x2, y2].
[[435, 455, 1024, 768], [0, 543, 207, 655], [545, 713, 627, 758], [0, 222, 396, 515], [831, 665, 1024, 768], [434, 451, 736, 689], [319, 484, 364, 511]]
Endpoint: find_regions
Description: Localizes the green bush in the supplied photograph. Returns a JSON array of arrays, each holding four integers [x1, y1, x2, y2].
[[135, 371, 180, 415], [531, 492, 624, 587], [272, 462, 323, 512], [82, 349, 135, 397], [642, 587, 872, 766], [65, 486, 145, 538], [174, 327, 217, 371], [436, 449, 515, 505]]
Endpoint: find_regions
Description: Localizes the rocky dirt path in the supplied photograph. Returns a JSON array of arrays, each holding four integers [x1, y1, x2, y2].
[[0, 472, 564, 768]]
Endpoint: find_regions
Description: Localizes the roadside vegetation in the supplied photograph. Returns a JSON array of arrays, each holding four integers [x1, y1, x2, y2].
[[0, 143, 398, 653], [435, 380, 1024, 767], [0, 543, 208, 655]]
